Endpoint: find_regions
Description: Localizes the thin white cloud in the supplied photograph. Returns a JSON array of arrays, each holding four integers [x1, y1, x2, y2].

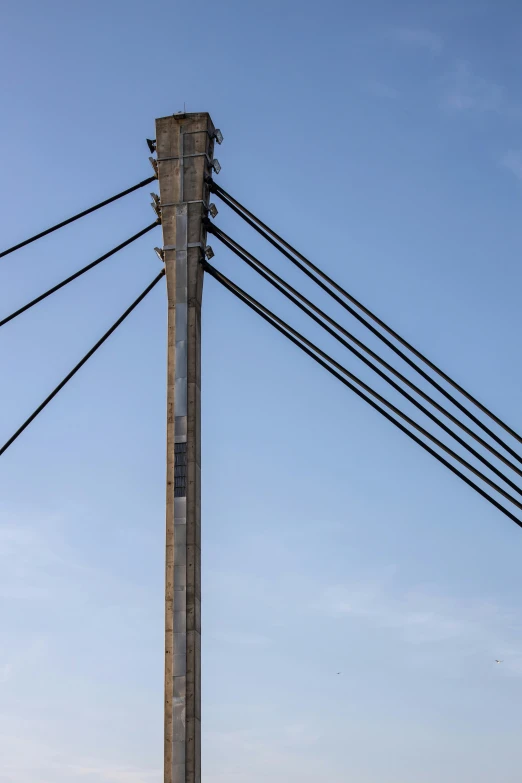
[[2, 761, 161, 783], [389, 27, 443, 54], [0, 711, 162, 783], [0, 509, 150, 608], [205, 721, 325, 783], [0, 517, 86, 603], [212, 630, 272, 646], [443, 61, 507, 113], [317, 573, 522, 671], [0, 662, 12, 682], [502, 150, 522, 182], [60, 762, 161, 783], [0, 729, 161, 783]]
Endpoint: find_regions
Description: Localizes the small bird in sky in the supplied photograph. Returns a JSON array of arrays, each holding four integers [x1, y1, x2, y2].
[[495, 660, 504, 664], [337, 672, 341, 675]]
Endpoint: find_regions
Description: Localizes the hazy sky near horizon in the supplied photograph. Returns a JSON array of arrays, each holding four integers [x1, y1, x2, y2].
[[2, 1, 522, 781]]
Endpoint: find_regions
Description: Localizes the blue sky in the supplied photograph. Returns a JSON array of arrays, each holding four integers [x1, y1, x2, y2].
[[2, 0, 522, 781]]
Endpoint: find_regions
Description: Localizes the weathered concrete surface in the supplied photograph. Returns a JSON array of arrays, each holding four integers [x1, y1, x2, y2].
[[156, 112, 214, 783]]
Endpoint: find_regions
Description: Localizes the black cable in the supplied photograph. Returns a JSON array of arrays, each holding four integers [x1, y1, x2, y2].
[[0, 269, 165, 457], [211, 226, 522, 494], [0, 221, 159, 329], [1, 175, 156, 259], [212, 183, 522, 456], [204, 260, 522, 511], [203, 260, 522, 529]]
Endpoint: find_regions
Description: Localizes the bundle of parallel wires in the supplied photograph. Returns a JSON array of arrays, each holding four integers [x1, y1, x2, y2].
[[2, 164, 522, 532]]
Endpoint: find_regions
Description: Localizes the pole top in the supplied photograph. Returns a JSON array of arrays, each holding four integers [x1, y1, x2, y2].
[[155, 111, 214, 124]]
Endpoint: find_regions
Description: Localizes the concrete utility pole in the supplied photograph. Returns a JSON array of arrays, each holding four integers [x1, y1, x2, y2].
[[156, 112, 216, 783]]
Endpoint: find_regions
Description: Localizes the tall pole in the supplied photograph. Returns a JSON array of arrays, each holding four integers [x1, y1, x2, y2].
[[156, 112, 216, 783]]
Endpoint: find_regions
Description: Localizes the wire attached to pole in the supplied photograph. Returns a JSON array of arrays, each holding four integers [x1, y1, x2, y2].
[[203, 260, 522, 530], [211, 226, 522, 494], [212, 182, 522, 452], [0, 269, 165, 457], [0, 221, 159, 329], [1, 175, 157, 259]]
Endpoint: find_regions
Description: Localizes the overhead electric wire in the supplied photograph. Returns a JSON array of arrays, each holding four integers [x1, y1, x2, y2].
[[1, 175, 156, 259], [0, 269, 165, 458], [0, 221, 159, 329], [212, 183, 522, 457], [203, 260, 522, 529], [211, 225, 522, 494]]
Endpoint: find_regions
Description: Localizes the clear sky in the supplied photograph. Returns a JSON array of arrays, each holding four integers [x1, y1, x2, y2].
[[1, 1, 522, 781]]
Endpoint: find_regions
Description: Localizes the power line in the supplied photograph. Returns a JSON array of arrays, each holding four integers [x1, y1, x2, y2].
[[1, 175, 157, 259], [211, 226, 522, 495], [203, 260, 522, 529], [212, 183, 522, 455], [0, 269, 165, 457], [0, 221, 159, 329]]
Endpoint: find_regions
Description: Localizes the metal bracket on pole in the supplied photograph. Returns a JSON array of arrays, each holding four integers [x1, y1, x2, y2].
[[160, 200, 210, 209], [157, 152, 212, 164], [163, 242, 205, 251]]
